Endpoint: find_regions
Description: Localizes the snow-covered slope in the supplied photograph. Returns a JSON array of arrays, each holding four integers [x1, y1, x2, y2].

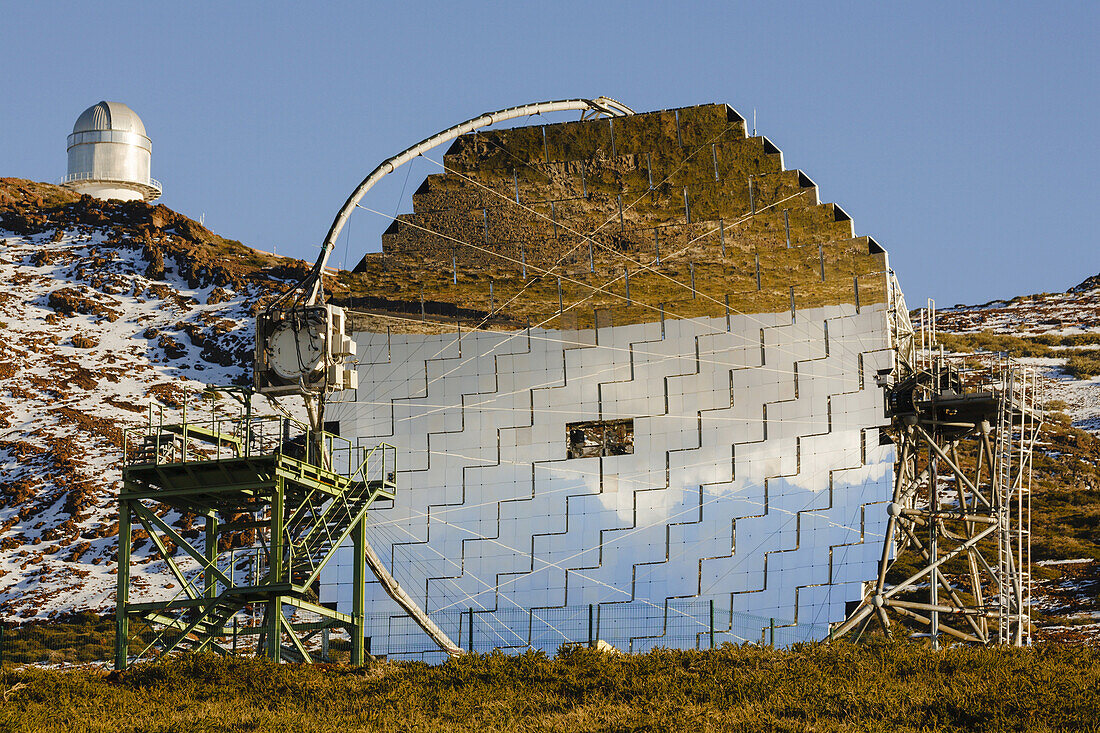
[[937, 277, 1100, 434], [0, 179, 304, 619], [937, 284, 1100, 336], [0, 229, 260, 617]]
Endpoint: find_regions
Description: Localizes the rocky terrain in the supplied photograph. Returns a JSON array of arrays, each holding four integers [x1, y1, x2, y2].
[[938, 281, 1100, 335], [937, 283, 1100, 432]]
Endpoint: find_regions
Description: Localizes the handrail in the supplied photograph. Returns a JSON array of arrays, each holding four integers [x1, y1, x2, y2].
[[123, 414, 396, 492], [60, 171, 162, 190]]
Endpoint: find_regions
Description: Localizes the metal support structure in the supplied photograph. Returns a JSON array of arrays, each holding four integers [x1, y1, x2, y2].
[[113, 396, 461, 668], [833, 299, 1042, 646], [204, 514, 218, 601], [302, 97, 634, 304], [114, 498, 131, 669], [351, 509, 367, 665]]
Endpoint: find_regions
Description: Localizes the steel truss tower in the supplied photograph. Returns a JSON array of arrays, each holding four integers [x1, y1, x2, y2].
[[115, 400, 397, 668], [835, 304, 1043, 646]]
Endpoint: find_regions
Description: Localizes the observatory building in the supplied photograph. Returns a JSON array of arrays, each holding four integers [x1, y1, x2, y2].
[[318, 102, 908, 658], [61, 101, 161, 202]]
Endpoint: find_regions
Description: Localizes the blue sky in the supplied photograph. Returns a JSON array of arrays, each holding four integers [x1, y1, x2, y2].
[[2, 1, 1095, 305]]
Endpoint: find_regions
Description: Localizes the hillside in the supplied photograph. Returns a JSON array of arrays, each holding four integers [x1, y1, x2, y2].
[[937, 282, 1100, 427], [0, 179, 304, 618]]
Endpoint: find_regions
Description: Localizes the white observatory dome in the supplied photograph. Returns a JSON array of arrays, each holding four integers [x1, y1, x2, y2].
[[61, 101, 161, 202]]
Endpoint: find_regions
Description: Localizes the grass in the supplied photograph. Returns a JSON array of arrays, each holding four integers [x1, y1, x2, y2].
[[937, 331, 1100, 378], [1066, 351, 1100, 380], [0, 615, 111, 667], [0, 642, 1098, 732]]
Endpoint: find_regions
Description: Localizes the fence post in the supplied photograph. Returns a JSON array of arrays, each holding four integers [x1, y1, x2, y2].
[[709, 600, 715, 650], [233, 618, 238, 656], [467, 608, 474, 654], [769, 618, 775, 648], [588, 604, 594, 648]]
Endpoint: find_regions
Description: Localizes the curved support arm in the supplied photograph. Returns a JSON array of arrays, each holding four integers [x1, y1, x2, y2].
[[306, 96, 633, 303]]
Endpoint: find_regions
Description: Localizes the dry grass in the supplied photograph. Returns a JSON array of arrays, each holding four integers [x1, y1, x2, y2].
[[937, 331, 1100, 378], [1, 642, 1098, 732]]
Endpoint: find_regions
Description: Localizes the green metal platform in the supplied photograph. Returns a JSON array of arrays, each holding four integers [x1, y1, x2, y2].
[[116, 408, 395, 668]]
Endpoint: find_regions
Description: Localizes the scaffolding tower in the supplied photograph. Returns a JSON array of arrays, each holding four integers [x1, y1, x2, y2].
[[834, 299, 1043, 646], [115, 395, 397, 668]]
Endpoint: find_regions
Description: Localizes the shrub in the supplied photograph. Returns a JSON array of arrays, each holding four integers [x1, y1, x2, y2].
[[1065, 350, 1100, 380]]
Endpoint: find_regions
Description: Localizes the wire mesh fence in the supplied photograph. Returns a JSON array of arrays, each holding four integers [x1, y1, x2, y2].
[[0, 602, 833, 667], [362, 600, 831, 660], [0, 616, 124, 667]]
